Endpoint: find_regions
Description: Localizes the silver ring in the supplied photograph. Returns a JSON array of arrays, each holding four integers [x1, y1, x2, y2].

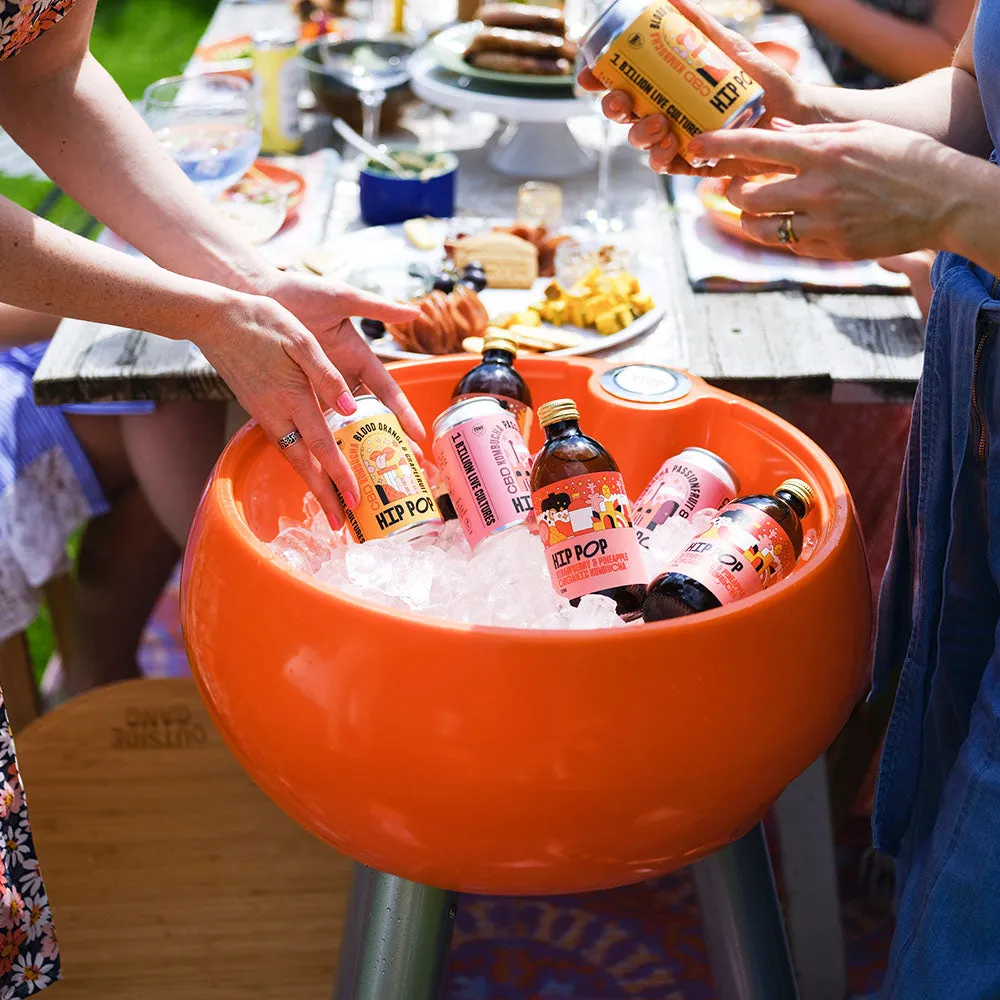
[[777, 215, 799, 244], [277, 429, 302, 451]]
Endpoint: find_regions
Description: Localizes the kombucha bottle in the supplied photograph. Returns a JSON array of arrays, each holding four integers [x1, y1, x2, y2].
[[452, 332, 533, 438], [643, 479, 814, 621], [531, 398, 647, 619]]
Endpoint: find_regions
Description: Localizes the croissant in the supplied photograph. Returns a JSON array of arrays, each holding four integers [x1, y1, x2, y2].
[[386, 286, 490, 355]]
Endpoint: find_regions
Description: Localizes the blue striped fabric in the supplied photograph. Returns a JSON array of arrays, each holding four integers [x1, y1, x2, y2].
[[0, 341, 107, 517]]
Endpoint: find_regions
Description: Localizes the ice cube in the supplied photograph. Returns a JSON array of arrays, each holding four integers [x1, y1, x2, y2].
[[567, 594, 625, 630], [267, 501, 637, 630], [640, 510, 715, 582], [269, 526, 334, 575], [800, 528, 820, 563]]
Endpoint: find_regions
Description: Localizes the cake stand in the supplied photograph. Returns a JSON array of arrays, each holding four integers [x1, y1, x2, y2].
[[409, 52, 595, 179]]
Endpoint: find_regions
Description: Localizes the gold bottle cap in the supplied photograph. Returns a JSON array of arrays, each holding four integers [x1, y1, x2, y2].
[[483, 333, 518, 355], [538, 398, 580, 428], [778, 478, 815, 513]]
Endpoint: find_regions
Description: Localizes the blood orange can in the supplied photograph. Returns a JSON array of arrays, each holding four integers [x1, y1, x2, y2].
[[327, 395, 442, 543]]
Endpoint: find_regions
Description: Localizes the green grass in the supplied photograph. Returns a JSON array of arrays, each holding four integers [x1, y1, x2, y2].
[[7, 0, 219, 676], [90, 0, 220, 100]]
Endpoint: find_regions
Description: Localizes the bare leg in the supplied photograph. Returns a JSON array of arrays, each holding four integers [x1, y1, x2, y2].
[[62, 413, 179, 694], [120, 401, 226, 548]]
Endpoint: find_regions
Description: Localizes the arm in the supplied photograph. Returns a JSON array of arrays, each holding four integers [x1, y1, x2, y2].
[[781, 0, 972, 84], [0, 0, 422, 528], [800, 8, 990, 156], [0, 304, 59, 350], [0, 0, 275, 296], [0, 187, 396, 528], [581, 0, 991, 173]]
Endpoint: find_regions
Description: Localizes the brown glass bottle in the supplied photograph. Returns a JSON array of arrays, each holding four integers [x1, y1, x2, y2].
[[531, 399, 647, 619], [642, 479, 814, 622], [452, 333, 533, 437]]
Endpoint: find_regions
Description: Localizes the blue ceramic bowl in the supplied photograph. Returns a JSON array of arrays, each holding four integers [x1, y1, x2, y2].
[[358, 150, 458, 227]]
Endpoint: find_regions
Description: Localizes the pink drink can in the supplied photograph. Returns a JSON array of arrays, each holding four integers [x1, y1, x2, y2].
[[432, 397, 534, 549], [633, 446, 740, 549]]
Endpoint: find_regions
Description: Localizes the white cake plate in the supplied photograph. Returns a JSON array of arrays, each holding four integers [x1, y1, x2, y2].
[[409, 52, 596, 179]]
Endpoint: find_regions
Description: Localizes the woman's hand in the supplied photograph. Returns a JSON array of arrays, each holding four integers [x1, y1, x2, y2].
[[694, 119, 959, 260], [269, 270, 425, 440], [195, 285, 418, 529], [576, 0, 815, 176]]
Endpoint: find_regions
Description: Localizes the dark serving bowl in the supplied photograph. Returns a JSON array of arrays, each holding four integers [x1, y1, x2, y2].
[[299, 39, 416, 134]]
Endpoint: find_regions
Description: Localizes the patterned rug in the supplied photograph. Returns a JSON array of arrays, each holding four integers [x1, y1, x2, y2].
[[138, 576, 894, 998]]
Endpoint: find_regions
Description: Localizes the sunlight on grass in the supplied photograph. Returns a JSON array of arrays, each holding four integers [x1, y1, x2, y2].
[[90, 0, 220, 100]]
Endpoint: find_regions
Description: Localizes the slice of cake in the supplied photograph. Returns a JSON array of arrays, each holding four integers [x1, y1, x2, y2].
[[450, 232, 539, 289]]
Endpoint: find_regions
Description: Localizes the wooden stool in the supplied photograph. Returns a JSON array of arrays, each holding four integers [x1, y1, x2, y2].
[[16, 678, 352, 998]]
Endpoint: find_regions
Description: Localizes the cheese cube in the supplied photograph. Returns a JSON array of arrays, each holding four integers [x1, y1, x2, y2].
[[595, 310, 622, 336]]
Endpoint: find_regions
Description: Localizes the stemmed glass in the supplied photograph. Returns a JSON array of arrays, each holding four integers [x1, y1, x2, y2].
[[142, 74, 261, 200], [572, 1, 627, 234], [319, 29, 413, 147]]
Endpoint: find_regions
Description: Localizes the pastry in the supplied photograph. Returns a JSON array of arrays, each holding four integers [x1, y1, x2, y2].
[[385, 285, 490, 355], [466, 52, 572, 75], [449, 232, 539, 289], [465, 27, 577, 62], [476, 3, 567, 36]]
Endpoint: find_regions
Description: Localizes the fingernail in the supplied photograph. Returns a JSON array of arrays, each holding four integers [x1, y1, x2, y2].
[[343, 488, 359, 509], [772, 117, 795, 130], [337, 391, 357, 415]]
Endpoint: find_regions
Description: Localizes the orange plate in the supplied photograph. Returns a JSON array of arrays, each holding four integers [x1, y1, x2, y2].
[[246, 161, 307, 211], [181, 357, 871, 895], [697, 175, 795, 252], [196, 34, 253, 62], [753, 39, 801, 75]]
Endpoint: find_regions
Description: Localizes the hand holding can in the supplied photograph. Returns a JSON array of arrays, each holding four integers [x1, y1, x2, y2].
[[578, 0, 808, 177]]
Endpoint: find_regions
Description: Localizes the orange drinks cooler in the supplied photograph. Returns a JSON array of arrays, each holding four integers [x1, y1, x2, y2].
[[181, 358, 872, 1000]]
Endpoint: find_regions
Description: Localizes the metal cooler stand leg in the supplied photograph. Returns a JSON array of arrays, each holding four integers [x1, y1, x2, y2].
[[692, 822, 801, 1000], [334, 862, 458, 1000]]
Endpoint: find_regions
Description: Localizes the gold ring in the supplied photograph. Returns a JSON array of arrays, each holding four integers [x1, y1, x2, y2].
[[777, 215, 799, 244]]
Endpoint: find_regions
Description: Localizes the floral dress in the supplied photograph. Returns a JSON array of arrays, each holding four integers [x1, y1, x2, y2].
[[0, 0, 74, 61], [0, 1, 79, 993]]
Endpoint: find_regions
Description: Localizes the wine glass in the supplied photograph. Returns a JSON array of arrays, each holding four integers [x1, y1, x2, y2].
[[142, 74, 261, 201], [319, 30, 414, 147], [573, 58, 626, 232]]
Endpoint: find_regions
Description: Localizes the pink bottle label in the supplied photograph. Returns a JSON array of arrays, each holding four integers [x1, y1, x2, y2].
[[532, 471, 648, 601], [667, 503, 797, 605], [433, 410, 533, 549], [634, 457, 735, 549]]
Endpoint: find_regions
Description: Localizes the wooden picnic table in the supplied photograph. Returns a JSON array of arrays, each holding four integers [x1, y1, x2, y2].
[[33, 0, 924, 407]]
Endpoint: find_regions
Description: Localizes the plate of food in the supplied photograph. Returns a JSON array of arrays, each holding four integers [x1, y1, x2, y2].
[[424, 3, 577, 85], [304, 219, 664, 359], [190, 35, 254, 81], [216, 161, 307, 245]]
